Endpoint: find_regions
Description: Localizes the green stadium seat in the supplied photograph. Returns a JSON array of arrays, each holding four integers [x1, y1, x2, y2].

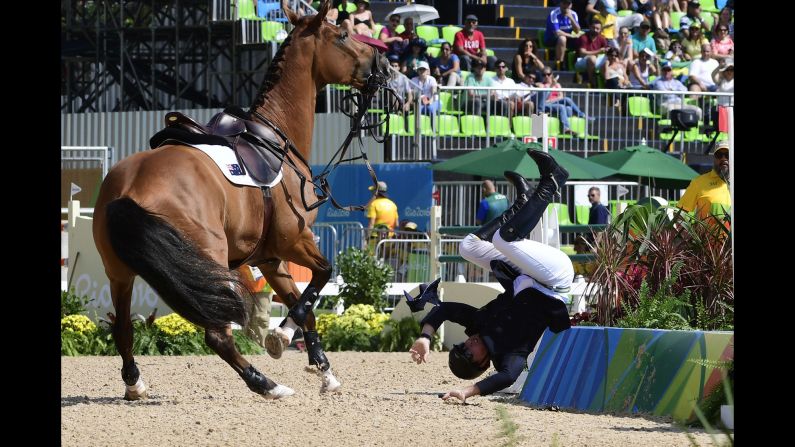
[[238, 0, 258, 19], [700, 0, 720, 13], [407, 114, 434, 136], [660, 125, 702, 142], [512, 116, 533, 137], [416, 25, 440, 45], [627, 96, 662, 118], [460, 70, 470, 83], [488, 116, 513, 138], [340, 2, 356, 13], [609, 200, 637, 219], [381, 114, 410, 136], [617, 10, 633, 17], [486, 48, 495, 57], [373, 23, 383, 37], [576, 204, 590, 225], [547, 116, 572, 139], [261, 21, 283, 41], [569, 117, 599, 140], [439, 92, 463, 115], [426, 46, 440, 58], [701, 13, 715, 33], [459, 115, 487, 137], [442, 25, 462, 45], [483, 70, 496, 80], [437, 114, 463, 136], [548, 203, 573, 225], [670, 12, 685, 32], [395, 24, 405, 34]]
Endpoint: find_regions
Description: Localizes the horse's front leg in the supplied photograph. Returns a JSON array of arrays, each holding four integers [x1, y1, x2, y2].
[[204, 325, 294, 399], [261, 256, 341, 392]]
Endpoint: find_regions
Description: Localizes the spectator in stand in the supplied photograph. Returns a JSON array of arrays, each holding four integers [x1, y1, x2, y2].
[[399, 16, 417, 43], [575, 21, 610, 88], [678, 0, 703, 40], [631, 21, 657, 58], [629, 47, 658, 89], [713, 6, 734, 40], [401, 38, 429, 79], [588, 0, 643, 40], [341, 0, 374, 38], [512, 39, 545, 84], [681, 24, 708, 60], [491, 59, 521, 117], [664, 39, 685, 62], [476, 180, 509, 226], [688, 44, 719, 93], [604, 47, 630, 90], [411, 61, 440, 116], [454, 14, 497, 71], [463, 59, 495, 116], [544, 0, 582, 70], [386, 54, 414, 115], [710, 24, 734, 63], [615, 26, 635, 65], [587, 187, 610, 225], [432, 42, 462, 87], [326, 0, 351, 26], [652, 0, 675, 32], [380, 13, 406, 59], [517, 72, 541, 115], [539, 67, 592, 135], [711, 58, 734, 106], [652, 60, 702, 118]]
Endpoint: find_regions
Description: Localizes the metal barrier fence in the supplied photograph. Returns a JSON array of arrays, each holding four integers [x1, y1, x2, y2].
[[323, 85, 734, 161]]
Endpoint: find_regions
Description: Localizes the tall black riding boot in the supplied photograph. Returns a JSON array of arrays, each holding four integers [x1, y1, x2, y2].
[[473, 171, 531, 242], [498, 150, 570, 242]]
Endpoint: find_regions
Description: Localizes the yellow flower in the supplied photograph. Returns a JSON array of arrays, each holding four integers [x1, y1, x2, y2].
[[154, 313, 198, 336], [61, 314, 97, 334]]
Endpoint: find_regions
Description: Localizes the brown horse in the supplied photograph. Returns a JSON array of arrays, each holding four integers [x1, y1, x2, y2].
[[92, 0, 388, 400]]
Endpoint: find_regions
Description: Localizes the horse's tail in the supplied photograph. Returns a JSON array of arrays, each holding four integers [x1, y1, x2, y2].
[[105, 197, 249, 329]]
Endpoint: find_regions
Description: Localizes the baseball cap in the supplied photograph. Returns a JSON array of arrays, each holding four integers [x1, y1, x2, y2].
[[369, 181, 388, 192], [710, 141, 729, 155], [387, 54, 400, 63], [687, 0, 700, 7], [661, 60, 673, 70], [642, 48, 655, 58], [465, 14, 478, 22], [416, 60, 430, 71]]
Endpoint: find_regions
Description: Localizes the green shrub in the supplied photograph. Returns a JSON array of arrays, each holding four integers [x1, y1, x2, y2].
[[336, 248, 393, 309], [615, 264, 692, 330], [61, 288, 92, 318], [379, 317, 442, 352], [319, 304, 390, 351]]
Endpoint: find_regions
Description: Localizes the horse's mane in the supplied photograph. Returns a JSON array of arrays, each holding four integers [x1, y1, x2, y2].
[[250, 27, 296, 110]]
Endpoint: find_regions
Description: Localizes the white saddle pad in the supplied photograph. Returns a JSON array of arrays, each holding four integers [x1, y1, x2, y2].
[[190, 144, 282, 188]]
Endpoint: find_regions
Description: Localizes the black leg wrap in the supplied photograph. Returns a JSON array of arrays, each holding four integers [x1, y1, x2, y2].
[[239, 365, 277, 394], [304, 330, 330, 371], [285, 284, 320, 327], [121, 361, 140, 386]]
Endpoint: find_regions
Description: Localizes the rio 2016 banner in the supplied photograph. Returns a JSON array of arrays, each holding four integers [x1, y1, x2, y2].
[[313, 163, 433, 231]]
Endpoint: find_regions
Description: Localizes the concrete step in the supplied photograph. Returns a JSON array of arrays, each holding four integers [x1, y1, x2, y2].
[[500, 0, 548, 6]]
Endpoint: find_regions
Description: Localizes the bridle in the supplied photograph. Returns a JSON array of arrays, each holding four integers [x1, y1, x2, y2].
[[251, 51, 402, 212]]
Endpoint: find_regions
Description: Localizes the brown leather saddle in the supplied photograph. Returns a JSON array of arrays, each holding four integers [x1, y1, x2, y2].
[[149, 107, 285, 186]]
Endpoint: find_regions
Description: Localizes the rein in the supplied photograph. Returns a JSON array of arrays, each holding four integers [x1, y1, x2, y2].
[[251, 69, 403, 212]]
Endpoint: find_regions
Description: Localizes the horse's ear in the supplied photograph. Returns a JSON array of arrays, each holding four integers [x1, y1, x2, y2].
[[281, 0, 299, 25], [309, 0, 331, 30]]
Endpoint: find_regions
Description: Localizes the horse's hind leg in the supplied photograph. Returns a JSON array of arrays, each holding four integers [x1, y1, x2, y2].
[[204, 325, 294, 399], [107, 276, 148, 400]]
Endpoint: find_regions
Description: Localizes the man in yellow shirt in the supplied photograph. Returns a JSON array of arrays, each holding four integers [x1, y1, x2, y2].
[[678, 141, 731, 224], [366, 180, 399, 235]]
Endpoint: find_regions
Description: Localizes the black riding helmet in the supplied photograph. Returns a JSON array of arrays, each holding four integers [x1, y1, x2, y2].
[[448, 342, 489, 380]]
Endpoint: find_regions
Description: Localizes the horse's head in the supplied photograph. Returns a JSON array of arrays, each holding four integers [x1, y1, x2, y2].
[[282, 0, 388, 91]]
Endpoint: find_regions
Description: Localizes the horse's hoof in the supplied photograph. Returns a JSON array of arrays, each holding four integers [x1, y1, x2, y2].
[[261, 384, 295, 400], [123, 378, 148, 401], [264, 328, 290, 359], [321, 370, 342, 393]]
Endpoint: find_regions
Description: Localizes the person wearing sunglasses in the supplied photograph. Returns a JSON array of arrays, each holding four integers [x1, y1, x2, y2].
[[453, 14, 497, 71], [709, 25, 734, 63], [407, 150, 574, 403], [678, 141, 731, 225], [587, 187, 610, 225], [379, 13, 406, 59]]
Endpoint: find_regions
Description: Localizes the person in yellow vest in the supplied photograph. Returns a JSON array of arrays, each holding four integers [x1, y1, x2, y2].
[[238, 264, 273, 348], [678, 140, 731, 225], [366, 180, 399, 237]]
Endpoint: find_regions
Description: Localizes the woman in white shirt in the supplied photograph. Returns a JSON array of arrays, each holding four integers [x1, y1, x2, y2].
[[411, 61, 440, 116]]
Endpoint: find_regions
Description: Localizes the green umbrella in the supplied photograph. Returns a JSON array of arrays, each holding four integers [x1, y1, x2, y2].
[[431, 140, 617, 180], [587, 144, 698, 189]]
